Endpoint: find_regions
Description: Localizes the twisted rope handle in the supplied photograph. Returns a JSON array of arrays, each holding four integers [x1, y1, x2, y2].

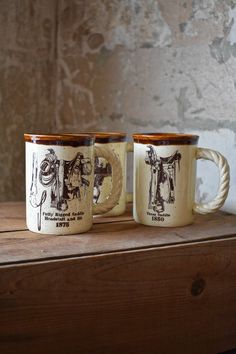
[[93, 146, 123, 215], [194, 148, 230, 214], [126, 142, 133, 203], [126, 142, 133, 153]]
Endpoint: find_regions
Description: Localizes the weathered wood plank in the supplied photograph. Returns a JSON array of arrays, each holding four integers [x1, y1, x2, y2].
[[0, 211, 236, 265], [0, 238, 236, 354], [0, 210, 235, 265], [0, 202, 132, 232]]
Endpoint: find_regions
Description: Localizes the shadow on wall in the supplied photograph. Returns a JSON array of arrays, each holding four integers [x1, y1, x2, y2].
[[0, 0, 56, 201]]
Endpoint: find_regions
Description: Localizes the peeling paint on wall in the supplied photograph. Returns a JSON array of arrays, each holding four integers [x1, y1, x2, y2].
[[39, 0, 236, 211], [104, 0, 173, 50], [209, 2, 236, 63], [175, 87, 192, 120]]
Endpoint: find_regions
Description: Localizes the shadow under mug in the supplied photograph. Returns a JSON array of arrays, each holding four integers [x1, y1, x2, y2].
[[24, 134, 122, 235], [133, 133, 230, 227], [88, 132, 133, 216]]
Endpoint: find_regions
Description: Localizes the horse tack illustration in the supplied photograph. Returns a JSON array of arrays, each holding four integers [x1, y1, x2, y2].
[[29, 153, 47, 231], [29, 148, 92, 230], [145, 145, 181, 214], [93, 157, 112, 204]]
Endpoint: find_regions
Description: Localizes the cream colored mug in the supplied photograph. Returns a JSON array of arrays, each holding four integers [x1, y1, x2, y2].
[[91, 132, 133, 216], [133, 133, 230, 227], [25, 134, 122, 234]]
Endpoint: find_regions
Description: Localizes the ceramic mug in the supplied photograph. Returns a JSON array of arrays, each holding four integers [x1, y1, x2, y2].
[[25, 134, 122, 234], [90, 132, 133, 216], [133, 133, 230, 227]]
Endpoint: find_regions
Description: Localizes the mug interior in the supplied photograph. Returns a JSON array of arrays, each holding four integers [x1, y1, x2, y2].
[[86, 132, 127, 143], [133, 133, 199, 145], [24, 133, 94, 146]]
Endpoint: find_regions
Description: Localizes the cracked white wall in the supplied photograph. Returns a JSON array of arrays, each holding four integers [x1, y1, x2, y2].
[[1, 0, 236, 209], [56, 0, 236, 212]]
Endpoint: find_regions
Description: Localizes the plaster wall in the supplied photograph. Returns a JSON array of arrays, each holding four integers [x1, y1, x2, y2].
[[1, 0, 236, 213], [56, 0, 236, 213], [0, 0, 57, 201]]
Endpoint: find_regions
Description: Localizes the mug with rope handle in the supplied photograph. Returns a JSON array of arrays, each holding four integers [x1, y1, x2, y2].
[[133, 133, 230, 227], [25, 133, 122, 235], [85, 132, 133, 216]]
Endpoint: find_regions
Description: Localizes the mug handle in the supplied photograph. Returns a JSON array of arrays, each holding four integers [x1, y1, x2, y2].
[[126, 142, 133, 203], [193, 148, 230, 214], [93, 146, 123, 215]]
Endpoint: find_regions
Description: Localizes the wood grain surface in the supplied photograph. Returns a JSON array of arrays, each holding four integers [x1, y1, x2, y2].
[[0, 238, 236, 354], [1, 202, 236, 354], [0, 207, 236, 265]]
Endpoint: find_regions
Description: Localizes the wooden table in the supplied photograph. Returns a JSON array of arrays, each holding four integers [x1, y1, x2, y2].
[[1, 202, 236, 354]]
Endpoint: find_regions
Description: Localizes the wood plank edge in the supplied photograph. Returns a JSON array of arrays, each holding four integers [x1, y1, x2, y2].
[[1, 233, 236, 268]]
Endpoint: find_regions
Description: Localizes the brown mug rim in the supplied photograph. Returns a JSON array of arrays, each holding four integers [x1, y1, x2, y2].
[[24, 133, 94, 146], [69, 132, 127, 143], [133, 133, 199, 145]]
